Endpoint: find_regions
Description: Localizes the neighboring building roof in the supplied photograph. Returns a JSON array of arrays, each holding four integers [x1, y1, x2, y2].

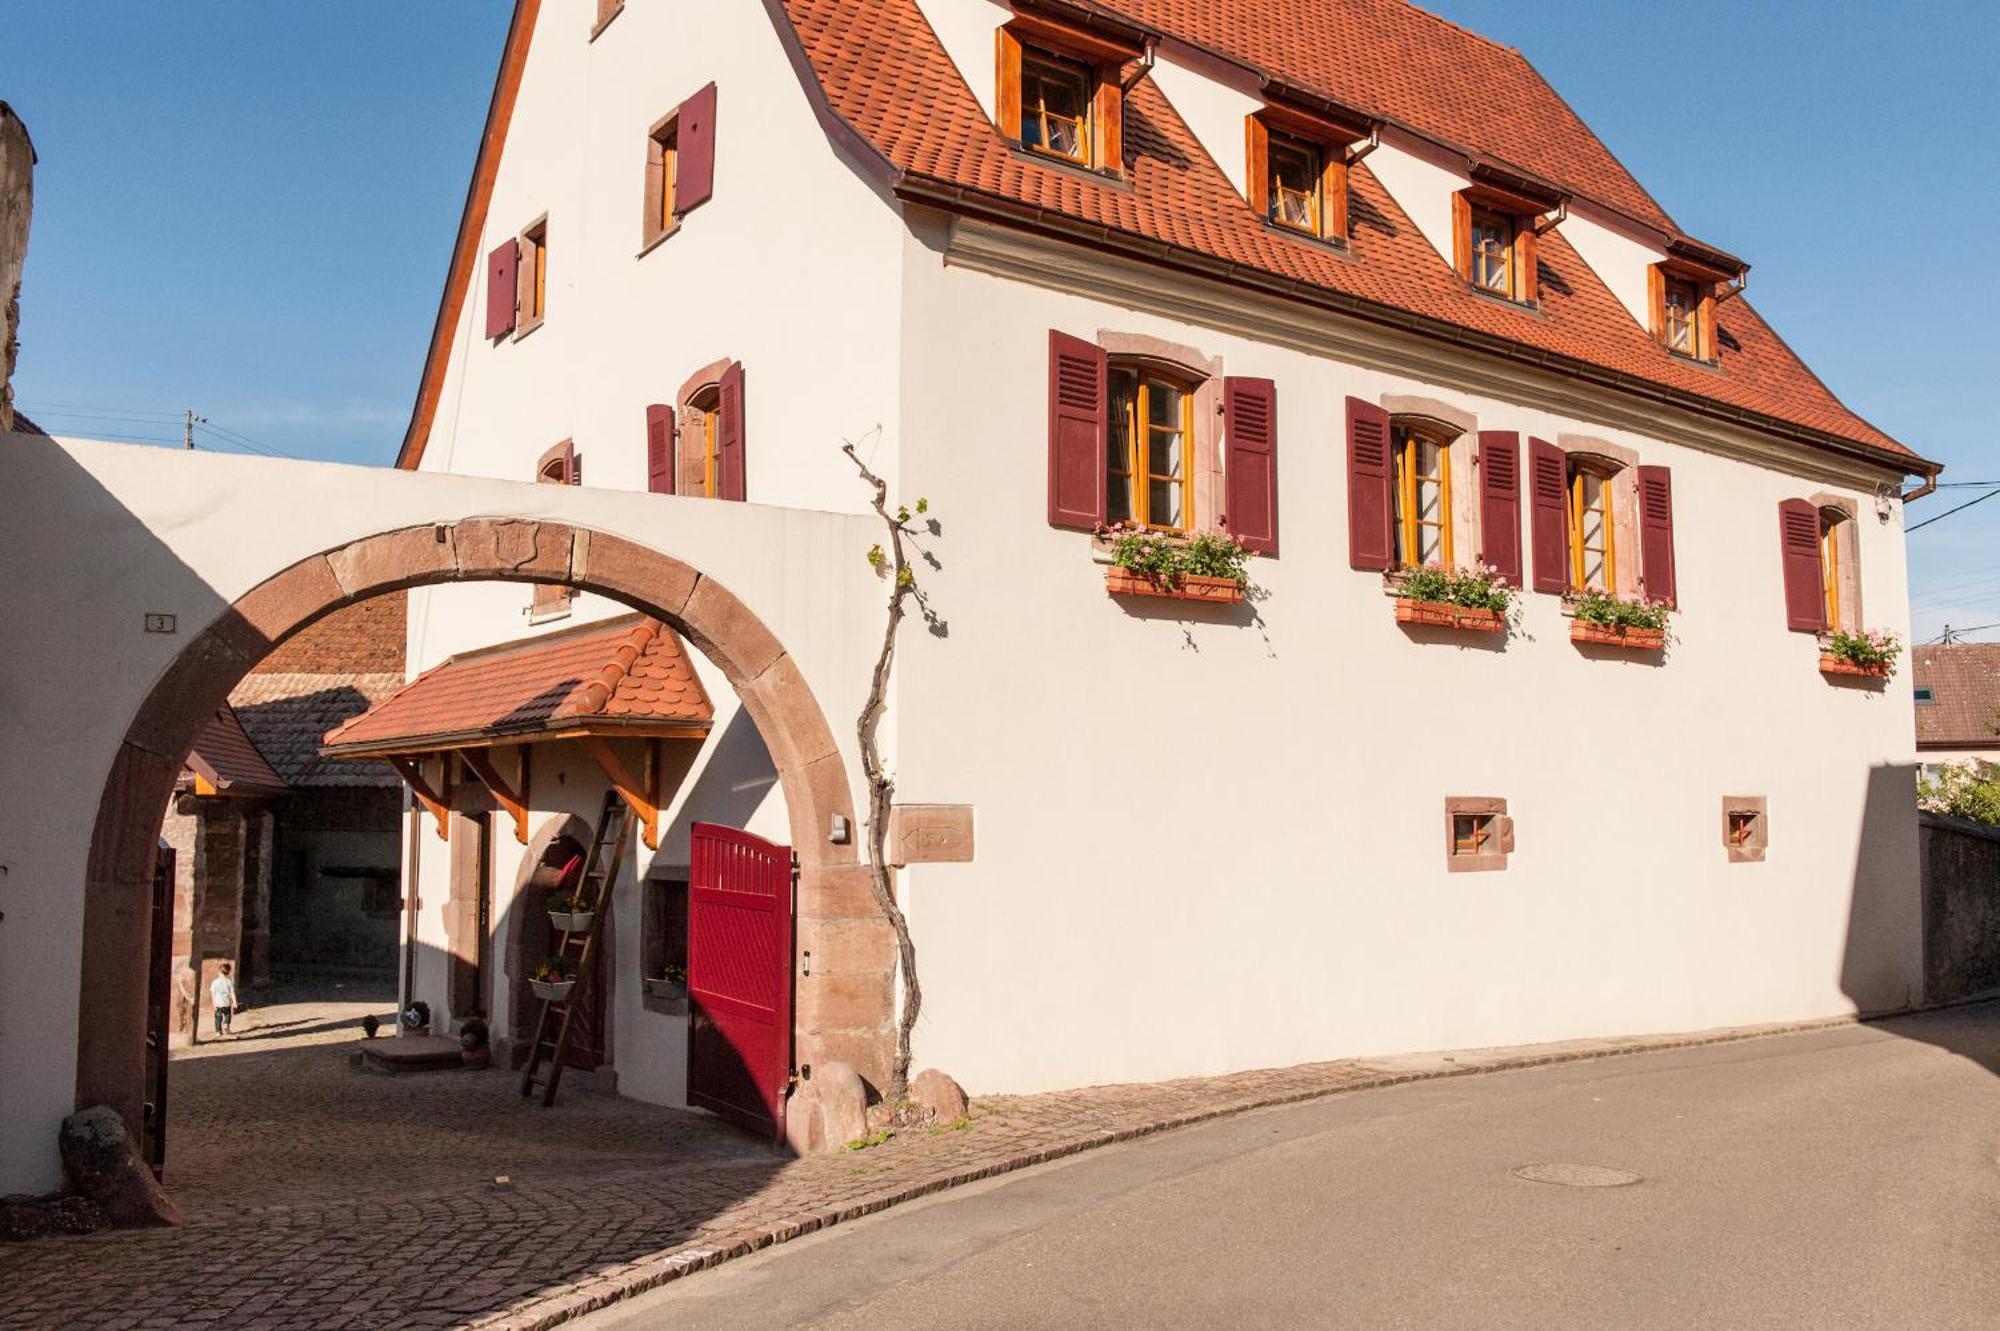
[[231, 673, 406, 787], [321, 614, 713, 757], [253, 595, 406, 675], [1914, 645, 2000, 750], [10, 410, 48, 436], [181, 706, 287, 797]]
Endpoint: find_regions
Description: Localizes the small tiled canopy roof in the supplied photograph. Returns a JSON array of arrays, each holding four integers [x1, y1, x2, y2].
[[322, 614, 713, 759], [182, 705, 287, 797], [1914, 645, 2000, 750]]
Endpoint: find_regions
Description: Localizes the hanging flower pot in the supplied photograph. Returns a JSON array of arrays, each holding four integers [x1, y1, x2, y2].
[[1104, 567, 1246, 604], [530, 958, 574, 1003], [545, 890, 594, 935]]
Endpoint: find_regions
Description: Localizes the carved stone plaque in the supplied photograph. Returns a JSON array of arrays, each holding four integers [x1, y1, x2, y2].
[[887, 804, 974, 867]]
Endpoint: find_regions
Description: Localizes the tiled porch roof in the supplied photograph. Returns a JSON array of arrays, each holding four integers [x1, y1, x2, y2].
[[321, 614, 713, 758], [182, 705, 287, 797]]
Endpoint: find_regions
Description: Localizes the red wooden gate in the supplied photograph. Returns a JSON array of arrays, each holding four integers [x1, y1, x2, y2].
[[687, 823, 794, 1142]]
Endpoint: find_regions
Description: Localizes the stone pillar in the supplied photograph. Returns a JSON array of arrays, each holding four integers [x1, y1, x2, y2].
[[192, 807, 247, 1036], [241, 808, 274, 989], [0, 102, 33, 434], [162, 798, 200, 1047]]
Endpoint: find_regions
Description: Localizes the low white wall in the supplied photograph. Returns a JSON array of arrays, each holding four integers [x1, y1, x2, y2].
[[0, 434, 877, 1196]]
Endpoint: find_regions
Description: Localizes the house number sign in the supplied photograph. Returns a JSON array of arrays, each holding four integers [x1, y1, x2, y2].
[[887, 804, 974, 867]]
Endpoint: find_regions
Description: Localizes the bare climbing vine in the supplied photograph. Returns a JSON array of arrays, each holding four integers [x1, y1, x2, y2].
[[843, 440, 943, 1102]]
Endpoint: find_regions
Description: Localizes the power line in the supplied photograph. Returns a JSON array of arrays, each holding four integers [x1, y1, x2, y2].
[[196, 419, 306, 461], [1909, 487, 2000, 533]]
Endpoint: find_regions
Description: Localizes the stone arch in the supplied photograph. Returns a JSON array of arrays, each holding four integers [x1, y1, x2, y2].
[[77, 519, 892, 1142]]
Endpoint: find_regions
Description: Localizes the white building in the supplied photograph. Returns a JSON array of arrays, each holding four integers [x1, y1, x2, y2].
[[372, 0, 1936, 1138]]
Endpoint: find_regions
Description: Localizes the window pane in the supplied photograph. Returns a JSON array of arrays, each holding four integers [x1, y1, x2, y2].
[[1107, 473, 1133, 523], [1146, 379, 1181, 428], [1148, 478, 1182, 528], [1148, 429, 1183, 480], [1269, 138, 1319, 230]]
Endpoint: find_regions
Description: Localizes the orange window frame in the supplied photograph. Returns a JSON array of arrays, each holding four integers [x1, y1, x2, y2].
[[1245, 113, 1353, 244], [1391, 424, 1453, 569], [1107, 365, 1195, 533], [1452, 192, 1539, 303], [1650, 264, 1717, 360], [996, 22, 1129, 175]]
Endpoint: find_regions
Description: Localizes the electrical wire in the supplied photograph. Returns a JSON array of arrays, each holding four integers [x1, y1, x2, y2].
[[1909, 487, 2000, 533]]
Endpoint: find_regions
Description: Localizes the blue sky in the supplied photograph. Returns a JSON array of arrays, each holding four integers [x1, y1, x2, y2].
[[7, 2, 1995, 639]]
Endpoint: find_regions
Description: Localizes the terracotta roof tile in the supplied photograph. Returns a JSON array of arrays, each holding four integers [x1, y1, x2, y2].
[[183, 706, 287, 795], [778, 0, 1917, 462], [1914, 645, 2000, 750], [321, 614, 712, 755], [230, 672, 404, 787]]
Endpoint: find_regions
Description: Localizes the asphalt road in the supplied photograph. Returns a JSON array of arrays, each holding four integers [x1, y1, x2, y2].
[[582, 1005, 2000, 1330]]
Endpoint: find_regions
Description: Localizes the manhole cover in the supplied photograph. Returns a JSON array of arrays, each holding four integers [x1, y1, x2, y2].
[[1510, 1163, 1643, 1188]]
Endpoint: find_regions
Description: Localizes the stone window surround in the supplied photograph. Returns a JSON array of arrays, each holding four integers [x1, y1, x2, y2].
[[1096, 331, 1223, 535], [675, 356, 736, 499], [639, 108, 681, 257], [1809, 492, 1863, 634], [530, 440, 578, 619], [1445, 795, 1513, 873], [1555, 433, 1642, 604], [514, 214, 549, 341], [1381, 394, 1478, 576], [1722, 794, 1768, 864]]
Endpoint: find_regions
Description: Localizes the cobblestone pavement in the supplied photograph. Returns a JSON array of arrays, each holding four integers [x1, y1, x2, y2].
[[0, 982, 1871, 1331]]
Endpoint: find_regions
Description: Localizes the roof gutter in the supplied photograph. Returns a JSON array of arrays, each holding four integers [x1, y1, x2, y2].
[[894, 174, 1932, 478]]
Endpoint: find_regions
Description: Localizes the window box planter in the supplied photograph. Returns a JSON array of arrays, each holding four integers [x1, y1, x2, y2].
[[1819, 653, 1891, 680], [547, 909, 594, 935], [1571, 621, 1665, 651], [644, 976, 687, 1002], [529, 978, 575, 1003], [1104, 567, 1245, 605], [1394, 598, 1505, 633]]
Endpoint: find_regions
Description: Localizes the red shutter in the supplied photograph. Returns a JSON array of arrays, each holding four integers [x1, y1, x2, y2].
[[674, 83, 718, 214], [1476, 431, 1522, 588], [716, 361, 746, 502], [1345, 397, 1393, 571], [1223, 377, 1278, 555], [1047, 330, 1107, 531], [485, 241, 518, 339], [646, 404, 675, 495], [1779, 497, 1825, 632], [1637, 464, 1677, 608], [1528, 437, 1568, 595]]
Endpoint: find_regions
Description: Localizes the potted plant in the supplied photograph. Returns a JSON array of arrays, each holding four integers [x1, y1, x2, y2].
[[458, 1017, 491, 1070], [645, 964, 688, 1002], [530, 956, 575, 1003], [1100, 525, 1252, 605], [1392, 564, 1512, 633], [400, 1000, 431, 1037], [1820, 628, 1901, 680], [546, 888, 595, 935], [1569, 590, 1671, 650]]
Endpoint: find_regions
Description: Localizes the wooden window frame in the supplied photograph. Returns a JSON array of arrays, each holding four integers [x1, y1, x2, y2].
[[1391, 420, 1455, 570], [1107, 361, 1197, 534], [641, 112, 680, 254], [1722, 795, 1768, 864], [1452, 190, 1541, 304], [1245, 111, 1354, 246], [685, 383, 723, 500], [1445, 796, 1513, 873], [1810, 494, 1863, 634], [1566, 459, 1618, 595], [996, 18, 1133, 177], [515, 215, 549, 339], [1649, 263, 1716, 361], [531, 439, 577, 617]]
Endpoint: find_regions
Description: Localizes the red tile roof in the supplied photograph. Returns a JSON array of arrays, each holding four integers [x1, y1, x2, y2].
[[777, 0, 1922, 466], [1914, 645, 2000, 750], [321, 614, 712, 757], [183, 706, 287, 796]]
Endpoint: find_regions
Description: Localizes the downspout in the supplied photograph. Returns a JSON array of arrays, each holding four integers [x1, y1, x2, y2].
[[1902, 466, 1940, 505], [1343, 125, 1381, 168], [401, 789, 422, 1015], [1119, 38, 1157, 94]]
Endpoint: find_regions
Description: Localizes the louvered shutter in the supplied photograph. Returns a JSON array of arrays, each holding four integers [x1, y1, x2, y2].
[[1224, 377, 1278, 555], [674, 83, 718, 214], [716, 361, 745, 502], [1476, 431, 1522, 588], [1637, 464, 1677, 607], [1345, 397, 1393, 571], [1779, 498, 1825, 632], [646, 404, 675, 495], [1047, 331, 1107, 531], [485, 241, 518, 339], [1528, 437, 1568, 594]]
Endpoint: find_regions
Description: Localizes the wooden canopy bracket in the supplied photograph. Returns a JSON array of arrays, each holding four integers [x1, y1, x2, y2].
[[583, 736, 659, 850], [390, 756, 451, 841], [460, 746, 531, 844]]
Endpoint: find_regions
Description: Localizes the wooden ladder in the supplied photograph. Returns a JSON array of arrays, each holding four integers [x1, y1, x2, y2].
[[520, 790, 632, 1107]]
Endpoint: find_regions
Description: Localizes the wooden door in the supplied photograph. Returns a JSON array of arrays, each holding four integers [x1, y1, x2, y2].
[[143, 839, 174, 1179], [687, 823, 794, 1142]]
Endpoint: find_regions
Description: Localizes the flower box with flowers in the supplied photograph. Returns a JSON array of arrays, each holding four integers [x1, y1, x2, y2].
[[1389, 566, 1512, 634], [1819, 628, 1900, 681], [529, 957, 575, 1003], [1568, 591, 1670, 652], [1099, 525, 1251, 605]]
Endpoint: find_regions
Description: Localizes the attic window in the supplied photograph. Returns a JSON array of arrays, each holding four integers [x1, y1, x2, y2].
[[1452, 190, 1539, 304], [1244, 105, 1360, 246], [996, 16, 1137, 176], [1914, 687, 1935, 704], [1651, 263, 1717, 362]]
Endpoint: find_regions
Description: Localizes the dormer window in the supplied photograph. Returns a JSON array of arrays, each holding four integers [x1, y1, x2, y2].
[[1650, 264, 1717, 361], [1020, 48, 1092, 165], [996, 13, 1147, 177], [1451, 170, 1561, 306], [1245, 100, 1368, 246], [1662, 277, 1700, 353], [1468, 208, 1515, 295]]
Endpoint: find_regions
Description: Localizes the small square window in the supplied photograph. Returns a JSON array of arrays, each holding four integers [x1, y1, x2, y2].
[[1445, 796, 1511, 873], [642, 872, 690, 1011], [1722, 796, 1768, 863], [1914, 687, 1934, 704]]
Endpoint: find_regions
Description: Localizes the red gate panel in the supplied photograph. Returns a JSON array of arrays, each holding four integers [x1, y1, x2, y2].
[[687, 823, 793, 1142]]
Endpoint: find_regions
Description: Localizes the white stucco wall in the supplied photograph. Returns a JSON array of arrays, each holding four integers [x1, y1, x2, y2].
[[0, 435, 877, 1195], [1361, 130, 1468, 270], [887, 220, 1922, 1095], [1561, 200, 1671, 331], [912, 0, 1013, 128], [1147, 51, 1262, 201]]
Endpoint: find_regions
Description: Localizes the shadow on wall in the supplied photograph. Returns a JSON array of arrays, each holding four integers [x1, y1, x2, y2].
[[1839, 761, 1924, 1016]]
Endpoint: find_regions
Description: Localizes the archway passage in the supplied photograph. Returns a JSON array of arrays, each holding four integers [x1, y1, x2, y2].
[[79, 519, 895, 1151]]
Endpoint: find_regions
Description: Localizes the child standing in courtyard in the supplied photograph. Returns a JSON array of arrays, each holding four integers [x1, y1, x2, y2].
[[210, 962, 238, 1037]]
